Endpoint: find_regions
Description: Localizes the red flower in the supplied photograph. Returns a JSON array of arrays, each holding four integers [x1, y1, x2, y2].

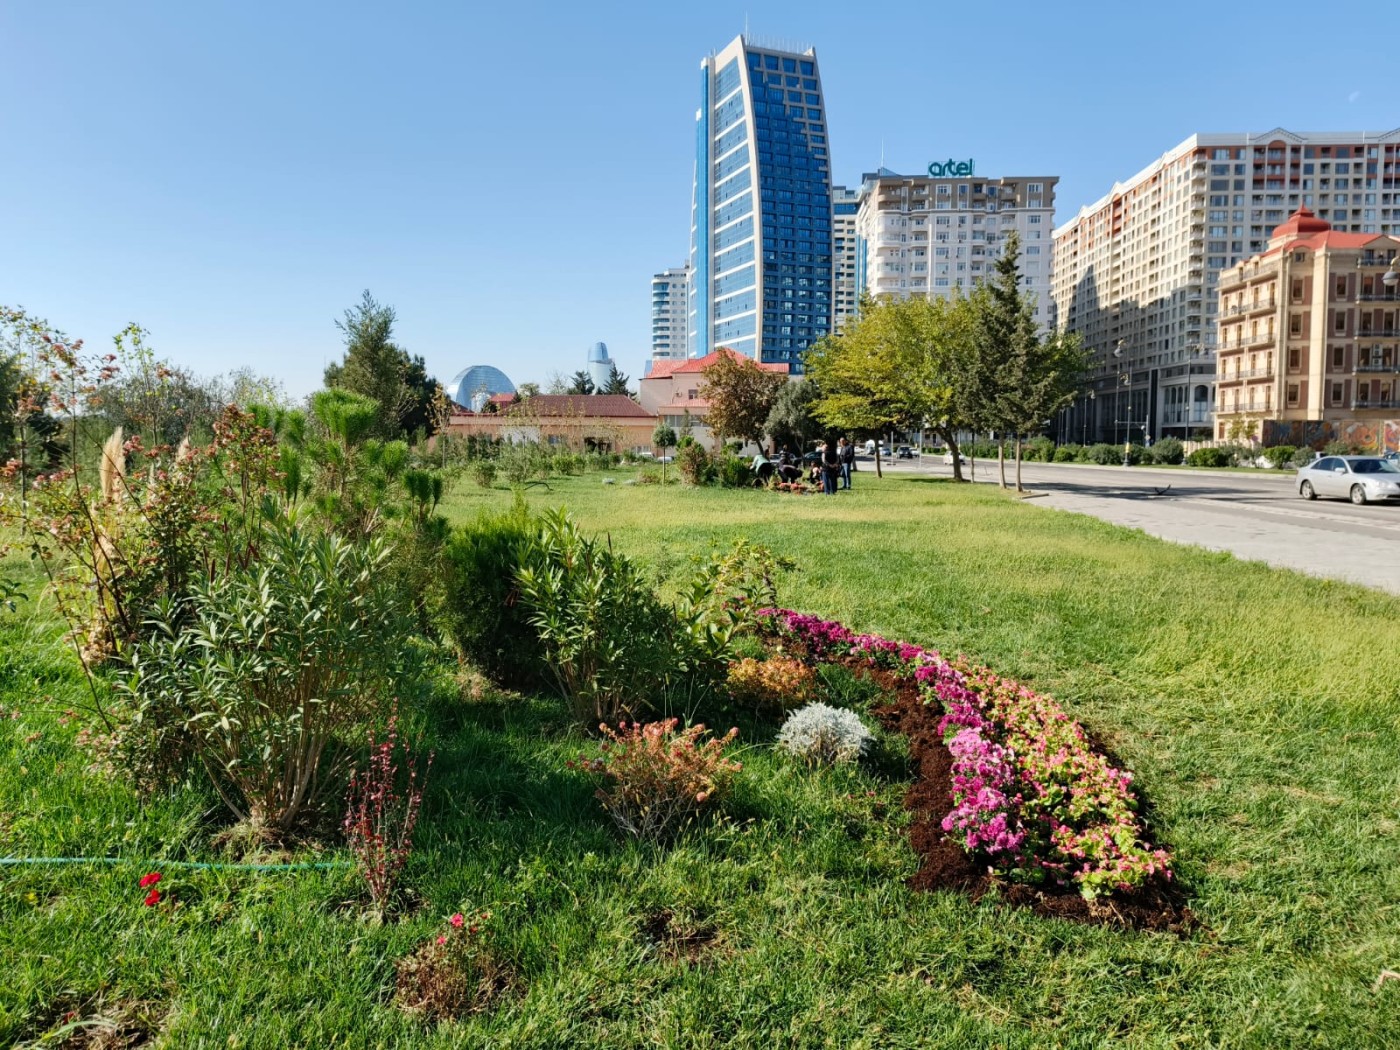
[[139, 872, 162, 889], [143, 889, 161, 906], [449, 912, 464, 928], [436, 935, 446, 945]]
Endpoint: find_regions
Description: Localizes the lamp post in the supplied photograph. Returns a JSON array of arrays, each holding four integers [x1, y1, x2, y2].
[[1082, 390, 1094, 444], [1114, 341, 1133, 467]]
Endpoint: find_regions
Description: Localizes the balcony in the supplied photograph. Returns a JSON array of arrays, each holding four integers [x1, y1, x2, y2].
[[1354, 399, 1400, 410], [1357, 293, 1400, 302], [1248, 299, 1277, 315], [1220, 368, 1274, 381], [1358, 329, 1400, 339], [1357, 362, 1400, 373]]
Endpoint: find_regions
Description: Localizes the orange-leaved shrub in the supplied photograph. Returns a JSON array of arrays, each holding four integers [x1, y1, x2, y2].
[[571, 719, 741, 842], [725, 656, 820, 712]]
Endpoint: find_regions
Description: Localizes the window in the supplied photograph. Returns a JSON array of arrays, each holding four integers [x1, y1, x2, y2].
[[1330, 382, 1344, 405], [1287, 383, 1300, 405], [1291, 279, 1303, 302], [1332, 345, 1344, 369], [1334, 312, 1347, 334], [1336, 276, 1347, 298], [1288, 346, 1301, 369]]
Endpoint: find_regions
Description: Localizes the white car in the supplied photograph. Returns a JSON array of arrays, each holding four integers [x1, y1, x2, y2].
[[942, 450, 965, 465], [1296, 455, 1400, 504]]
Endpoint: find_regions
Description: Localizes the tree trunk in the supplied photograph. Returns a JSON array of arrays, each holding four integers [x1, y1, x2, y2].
[[874, 444, 883, 478], [1015, 435, 1025, 492], [939, 426, 964, 483], [997, 434, 1008, 489]]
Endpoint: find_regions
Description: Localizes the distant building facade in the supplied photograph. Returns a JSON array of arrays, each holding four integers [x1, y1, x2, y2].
[[651, 266, 690, 368], [1053, 129, 1400, 443], [1215, 208, 1400, 449], [688, 35, 833, 368], [832, 184, 859, 333], [854, 167, 1056, 328], [443, 394, 656, 454]]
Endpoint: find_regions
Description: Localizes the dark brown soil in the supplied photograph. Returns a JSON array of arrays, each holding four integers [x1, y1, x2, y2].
[[866, 665, 1196, 934], [641, 907, 721, 962]]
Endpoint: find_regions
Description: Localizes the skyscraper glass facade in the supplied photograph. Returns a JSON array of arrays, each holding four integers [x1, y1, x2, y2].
[[689, 36, 832, 369]]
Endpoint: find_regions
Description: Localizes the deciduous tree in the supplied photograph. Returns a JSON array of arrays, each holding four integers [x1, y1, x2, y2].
[[700, 349, 787, 449]]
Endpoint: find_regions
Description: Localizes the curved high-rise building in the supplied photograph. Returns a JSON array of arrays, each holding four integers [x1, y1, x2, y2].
[[688, 35, 832, 370], [588, 341, 613, 391]]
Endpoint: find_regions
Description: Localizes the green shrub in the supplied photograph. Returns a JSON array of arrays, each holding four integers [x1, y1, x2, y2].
[[515, 509, 681, 723], [1186, 446, 1231, 468], [677, 443, 713, 485], [120, 509, 413, 832], [1052, 444, 1080, 463], [1324, 439, 1364, 456], [439, 497, 546, 691], [1024, 436, 1055, 462], [1148, 436, 1184, 465], [1086, 443, 1122, 465], [716, 455, 752, 489], [1262, 445, 1297, 469], [471, 460, 498, 488], [964, 439, 999, 459], [1291, 446, 1319, 468]]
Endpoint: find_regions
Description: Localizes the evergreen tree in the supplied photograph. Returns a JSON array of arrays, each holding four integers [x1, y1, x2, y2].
[[601, 365, 633, 397], [565, 370, 595, 395], [325, 291, 443, 439]]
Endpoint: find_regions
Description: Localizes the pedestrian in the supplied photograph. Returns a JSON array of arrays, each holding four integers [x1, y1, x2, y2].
[[838, 437, 853, 489], [821, 438, 841, 496]]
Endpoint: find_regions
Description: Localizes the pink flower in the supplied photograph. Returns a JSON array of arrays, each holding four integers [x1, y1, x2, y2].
[[449, 913, 464, 928], [436, 935, 446, 945], [139, 872, 162, 889]]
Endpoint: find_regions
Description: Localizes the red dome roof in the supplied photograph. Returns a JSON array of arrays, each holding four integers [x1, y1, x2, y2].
[[1271, 206, 1330, 239]]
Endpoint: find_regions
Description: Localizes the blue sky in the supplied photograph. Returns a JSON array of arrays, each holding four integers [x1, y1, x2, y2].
[[3, 1, 1394, 397]]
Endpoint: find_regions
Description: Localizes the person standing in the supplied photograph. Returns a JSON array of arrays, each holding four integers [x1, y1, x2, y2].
[[838, 437, 853, 489], [820, 439, 841, 496]]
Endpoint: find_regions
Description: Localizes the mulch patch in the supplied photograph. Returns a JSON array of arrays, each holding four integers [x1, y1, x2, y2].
[[863, 666, 1196, 934], [641, 907, 722, 963]]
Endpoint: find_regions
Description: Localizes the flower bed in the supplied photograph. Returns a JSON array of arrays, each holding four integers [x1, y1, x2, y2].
[[758, 609, 1176, 908]]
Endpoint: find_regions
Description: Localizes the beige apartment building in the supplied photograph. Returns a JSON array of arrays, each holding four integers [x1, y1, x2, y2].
[[1216, 208, 1400, 449], [1053, 129, 1400, 444], [855, 168, 1057, 330]]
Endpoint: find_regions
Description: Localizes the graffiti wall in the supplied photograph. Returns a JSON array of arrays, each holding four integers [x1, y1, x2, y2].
[[1262, 419, 1400, 453]]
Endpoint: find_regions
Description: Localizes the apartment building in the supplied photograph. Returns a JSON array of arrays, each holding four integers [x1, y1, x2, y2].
[[1053, 129, 1400, 444], [1216, 208, 1400, 446], [854, 168, 1057, 328], [650, 265, 690, 369], [832, 184, 859, 332], [688, 35, 833, 368]]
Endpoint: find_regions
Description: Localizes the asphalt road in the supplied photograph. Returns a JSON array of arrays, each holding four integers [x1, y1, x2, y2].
[[862, 455, 1400, 595]]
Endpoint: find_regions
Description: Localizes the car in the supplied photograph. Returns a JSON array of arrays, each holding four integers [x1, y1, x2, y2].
[[941, 450, 965, 465], [1296, 455, 1400, 504], [802, 450, 822, 464], [896, 445, 915, 459]]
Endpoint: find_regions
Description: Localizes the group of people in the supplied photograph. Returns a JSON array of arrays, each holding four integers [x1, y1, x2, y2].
[[752, 438, 855, 495]]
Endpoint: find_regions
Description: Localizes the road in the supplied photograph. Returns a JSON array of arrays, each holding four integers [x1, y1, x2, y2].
[[862, 455, 1400, 595]]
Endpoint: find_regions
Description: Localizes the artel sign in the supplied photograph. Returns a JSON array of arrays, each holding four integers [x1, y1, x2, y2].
[[927, 158, 975, 177]]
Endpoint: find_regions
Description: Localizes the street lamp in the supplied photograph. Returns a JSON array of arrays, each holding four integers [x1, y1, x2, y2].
[[1114, 341, 1134, 467], [1082, 390, 1095, 444]]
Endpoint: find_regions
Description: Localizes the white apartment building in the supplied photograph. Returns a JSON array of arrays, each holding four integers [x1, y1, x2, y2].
[[854, 167, 1057, 329], [650, 265, 690, 369], [1053, 128, 1400, 443], [833, 185, 859, 332]]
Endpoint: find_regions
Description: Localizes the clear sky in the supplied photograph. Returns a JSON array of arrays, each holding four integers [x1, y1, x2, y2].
[[3, 1, 1394, 397]]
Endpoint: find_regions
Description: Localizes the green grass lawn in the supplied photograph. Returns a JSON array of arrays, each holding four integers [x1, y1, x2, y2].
[[4, 468, 1399, 1047]]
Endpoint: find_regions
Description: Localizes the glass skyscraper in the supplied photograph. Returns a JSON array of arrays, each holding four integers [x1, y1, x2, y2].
[[688, 36, 833, 369]]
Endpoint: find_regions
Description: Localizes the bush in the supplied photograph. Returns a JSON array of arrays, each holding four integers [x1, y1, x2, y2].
[[1148, 436, 1184, 465], [676, 443, 713, 485], [439, 497, 546, 691], [715, 454, 752, 489], [515, 509, 681, 723], [1052, 444, 1081, 463], [777, 702, 873, 766], [395, 910, 516, 1021], [1186, 446, 1231, 467], [471, 460, 498, 488], [726, 656, 819, 712], [571, 719, 741, 842], [120, 509, 413, 832], [1023, 436, 1055, 462], [1324, 439, 1364, 456], [1262, 445, 1297, 469], [1085, 443, 1122, 465], [964, 439, 999, 459], [1291, 446, 1319, 468]]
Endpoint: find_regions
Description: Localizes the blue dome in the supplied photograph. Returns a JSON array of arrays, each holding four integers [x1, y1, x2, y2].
[[445, 365, 516, 409], [587, 341, 611, 364]]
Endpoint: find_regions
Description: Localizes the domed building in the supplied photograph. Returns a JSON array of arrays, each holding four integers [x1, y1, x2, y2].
[[444, 365, 516, 412]]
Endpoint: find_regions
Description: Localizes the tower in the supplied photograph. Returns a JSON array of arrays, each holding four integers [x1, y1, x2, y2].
[[688, 35, 833, 369]]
